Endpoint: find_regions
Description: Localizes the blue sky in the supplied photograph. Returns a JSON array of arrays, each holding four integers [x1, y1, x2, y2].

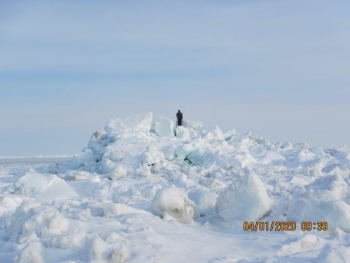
[[0, 0, 349, 155]]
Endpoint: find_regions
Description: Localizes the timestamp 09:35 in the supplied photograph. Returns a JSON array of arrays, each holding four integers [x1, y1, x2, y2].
[[242, 221, 328, 231]]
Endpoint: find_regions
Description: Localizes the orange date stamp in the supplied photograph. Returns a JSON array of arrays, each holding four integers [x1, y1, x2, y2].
[[243, 221, 328, 231], [243, 221, 297, 231]]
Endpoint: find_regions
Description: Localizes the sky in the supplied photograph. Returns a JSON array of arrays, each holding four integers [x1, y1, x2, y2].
[[0, 0, 349, 156]]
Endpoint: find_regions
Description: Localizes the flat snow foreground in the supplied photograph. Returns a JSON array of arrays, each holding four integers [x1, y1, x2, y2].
[[1, 112, 350, 263]]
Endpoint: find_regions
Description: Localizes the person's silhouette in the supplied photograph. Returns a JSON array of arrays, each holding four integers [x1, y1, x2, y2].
[[176, 110, 183, 126]]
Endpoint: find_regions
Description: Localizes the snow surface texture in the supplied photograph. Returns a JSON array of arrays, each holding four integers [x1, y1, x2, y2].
[[1, 112, 350, 262]]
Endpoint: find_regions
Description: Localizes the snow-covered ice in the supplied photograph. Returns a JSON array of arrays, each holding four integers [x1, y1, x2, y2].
[[1, 112, 350, 262], [216, 173, 271, 222], [152, 187, 197, 224]]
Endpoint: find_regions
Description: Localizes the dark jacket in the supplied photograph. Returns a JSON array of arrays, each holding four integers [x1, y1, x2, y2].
[[176, 112, 183, 119]]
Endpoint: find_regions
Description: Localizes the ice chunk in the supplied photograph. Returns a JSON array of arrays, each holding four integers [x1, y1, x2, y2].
[[294, 142, 309, 150], [234, 152, 257, 168], [100, 158, 117, 174], [175, 126, 191, 141], [175, 143, 194, 158], [262, 151, 285, 164], [182, 120, 203, 130], [223, 129, 236, 141], [0, 195, 24, 217], [293, 149, 315, 162], [140, 145, 164, 165], [136, 164, 152, 177], [309, 146, 325, 156], [162, 144, 176, 161], [15, 171, 78, 203], [174, 143, 194, 165], [108, 151, 125, 162], [247, 133, 259, 141], [152, 187, 197, 224], [68, 149, 94, 170], [281, 142, 293, 149], [200, 177, 225, 189], [328, 144, 350, 158], [204, 125, 225, 140], [153, 116, 175, 137], [88, 129, 108, 155], [189, 128, 201, 140], [188, 190, 218, 217], [187, 145, 214, 166], [287, 199, 350, 233], [256, 138, 270, 146], [105, 112, 153, 141], [216, 173, 271, 221], [109, 164, 127, 180], [215, 155, 242, 170]]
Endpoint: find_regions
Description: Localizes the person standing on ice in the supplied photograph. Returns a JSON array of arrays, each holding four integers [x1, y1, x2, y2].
[[176, 110, 183, 126]]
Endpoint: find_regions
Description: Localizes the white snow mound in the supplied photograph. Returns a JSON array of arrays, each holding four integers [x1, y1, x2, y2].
[[152, 187, 197, 224], [316, 245, 350, 263], [15, 171, 78, 203], [103, 203, 149, 217], [109, 164, 127, 180], [287, 199, 350, 233], [216, 173, 271, 221]]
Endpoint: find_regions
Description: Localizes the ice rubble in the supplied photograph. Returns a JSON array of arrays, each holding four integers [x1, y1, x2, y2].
[[1, 111, 350, 262], [57, 112, 350, 228], [104, 112, 153, 141]]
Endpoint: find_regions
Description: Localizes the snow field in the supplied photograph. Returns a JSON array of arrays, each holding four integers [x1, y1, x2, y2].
[[1, 112, 350, 262]]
